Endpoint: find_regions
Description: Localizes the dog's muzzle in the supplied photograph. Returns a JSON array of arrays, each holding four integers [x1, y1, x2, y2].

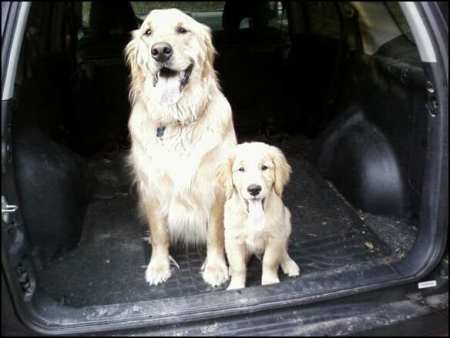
[[153, 63, 194, 92], [152, 63, 194, 105]]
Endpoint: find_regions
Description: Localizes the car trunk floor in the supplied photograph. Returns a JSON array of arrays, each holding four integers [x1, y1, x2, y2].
[[37, 138, 395, 308]]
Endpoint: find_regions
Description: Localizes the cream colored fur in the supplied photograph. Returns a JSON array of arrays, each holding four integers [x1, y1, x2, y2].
[[218, 142, 300, 290], [125, 8, 236, 286]]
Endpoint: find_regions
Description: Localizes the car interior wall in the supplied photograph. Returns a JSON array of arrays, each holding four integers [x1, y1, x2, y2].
[[11, 1, 425, 275], [12, 2, 92, 268]]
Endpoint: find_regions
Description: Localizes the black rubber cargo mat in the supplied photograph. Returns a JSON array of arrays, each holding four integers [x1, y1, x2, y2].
[[38, 150, 392, 307]]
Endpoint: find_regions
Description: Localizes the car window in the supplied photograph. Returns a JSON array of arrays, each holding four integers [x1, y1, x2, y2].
[[267, 1, 288, 31], [79, 1, 287, 34], [385, 2, 415, 44], [81, 2, 91, 29], [130, 1, 225, 31], [306, 2, 341, 39]]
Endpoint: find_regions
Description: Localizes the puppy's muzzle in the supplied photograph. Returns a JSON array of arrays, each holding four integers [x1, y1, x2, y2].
[[151, 42, 173, 63]]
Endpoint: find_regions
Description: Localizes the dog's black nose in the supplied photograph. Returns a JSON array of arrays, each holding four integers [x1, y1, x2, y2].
[[151, 42, 173, 62], [247, 184, 262, 196]]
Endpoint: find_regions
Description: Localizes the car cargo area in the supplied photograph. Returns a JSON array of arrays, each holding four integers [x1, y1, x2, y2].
[[3, 1, 444, 334], [36, 143, 404, 307]]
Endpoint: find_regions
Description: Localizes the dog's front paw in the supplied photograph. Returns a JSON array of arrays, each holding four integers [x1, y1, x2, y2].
[[281, 258, 300, 277], [145, 256, 171, 286], [201, 257, 229, 287]]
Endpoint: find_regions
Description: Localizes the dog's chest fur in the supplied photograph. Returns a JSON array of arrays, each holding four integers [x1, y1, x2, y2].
[[138, 122, 217, 242], [129, 93, 233, 245], [148, 119, 220, 189], [154, 123, 198, 163]]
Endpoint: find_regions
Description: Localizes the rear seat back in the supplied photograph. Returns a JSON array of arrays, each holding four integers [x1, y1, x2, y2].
[[214, 1, 290, 136], [72, 1, 138, 155]]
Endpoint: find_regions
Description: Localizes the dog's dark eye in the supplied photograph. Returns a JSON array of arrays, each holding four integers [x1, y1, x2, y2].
[[144, 29, 152, 36], [176, 26, 188, 34], [238, 167, 245, 172], [261, 165, 268, 171]]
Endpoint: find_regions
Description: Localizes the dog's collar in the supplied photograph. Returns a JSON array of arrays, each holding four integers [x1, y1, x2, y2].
[[156, 118, 199, 138]]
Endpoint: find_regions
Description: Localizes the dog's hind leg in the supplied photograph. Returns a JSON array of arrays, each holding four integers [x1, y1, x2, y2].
[[280, 250, 300, 277]]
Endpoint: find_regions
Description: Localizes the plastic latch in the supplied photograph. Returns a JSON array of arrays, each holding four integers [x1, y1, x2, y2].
[[418, 280, 437, 289], [2, 196, 18, 224]]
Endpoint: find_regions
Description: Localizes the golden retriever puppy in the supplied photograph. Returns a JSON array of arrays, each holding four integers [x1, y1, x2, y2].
[[125, 9, 237, 286], [218, 142, 300, 290]]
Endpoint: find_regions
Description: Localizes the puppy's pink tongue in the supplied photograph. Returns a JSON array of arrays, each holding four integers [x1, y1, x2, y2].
[[155, 76, 181, 105], [248, 200, 265, 229]]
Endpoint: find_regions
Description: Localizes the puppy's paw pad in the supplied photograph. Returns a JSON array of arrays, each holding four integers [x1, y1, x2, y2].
[[202, 260, 229, 287], [145, 260, 171, 286]]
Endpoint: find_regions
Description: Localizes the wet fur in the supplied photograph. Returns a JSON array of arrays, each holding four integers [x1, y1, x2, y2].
[[125, 9, 237, 286]]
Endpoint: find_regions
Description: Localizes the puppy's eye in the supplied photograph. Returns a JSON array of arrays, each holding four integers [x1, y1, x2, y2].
[[238, 167, 245, 172], [261, 165, 268, 171], [144, 29, 152, 36], [176, 26, 188, 34]]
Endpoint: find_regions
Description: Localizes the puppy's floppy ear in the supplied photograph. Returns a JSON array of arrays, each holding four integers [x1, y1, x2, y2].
[[271, 146, 292, 197], [217, 152, 235, 200]]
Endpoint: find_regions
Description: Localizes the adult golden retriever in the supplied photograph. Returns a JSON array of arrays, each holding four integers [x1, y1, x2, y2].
[[125, 9, 237, 286]]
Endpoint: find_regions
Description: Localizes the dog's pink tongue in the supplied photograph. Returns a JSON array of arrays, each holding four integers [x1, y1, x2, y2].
[[155, 76, 181, 105]]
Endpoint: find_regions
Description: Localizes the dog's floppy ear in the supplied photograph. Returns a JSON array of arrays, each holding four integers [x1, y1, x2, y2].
[[217, 152, 235, 200], [125, 30, 141, 77], [124, 30, 144, 103], [200, 24, 217, 80], [271, 146, 292, 197]]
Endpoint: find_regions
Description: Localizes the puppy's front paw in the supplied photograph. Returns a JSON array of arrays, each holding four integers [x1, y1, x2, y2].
[[227, 278, 245, 290], [201, 257, 229, 287], [145, 256, 171, 286], [261, 272, 280, 286], [281, 258, 300, 277]]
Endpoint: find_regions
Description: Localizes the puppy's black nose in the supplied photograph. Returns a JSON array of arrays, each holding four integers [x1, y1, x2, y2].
[[151, 42, 173, 62], [247, 184, 262, 196]]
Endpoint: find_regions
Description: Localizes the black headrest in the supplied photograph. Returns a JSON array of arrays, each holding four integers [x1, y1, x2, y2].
[[89, 1, 138, 37], [222, 1, 271, 33]]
